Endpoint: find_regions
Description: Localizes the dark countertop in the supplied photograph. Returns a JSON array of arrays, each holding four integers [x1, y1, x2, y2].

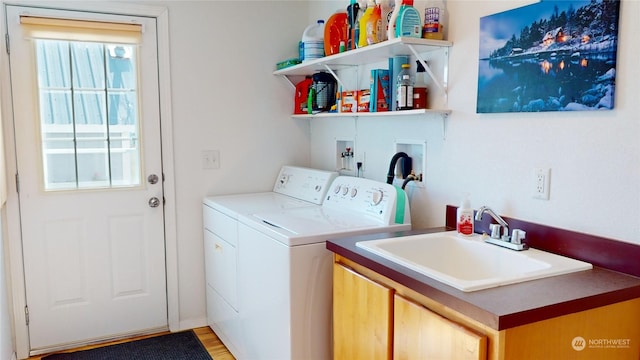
[[326, 228, 640, 331]]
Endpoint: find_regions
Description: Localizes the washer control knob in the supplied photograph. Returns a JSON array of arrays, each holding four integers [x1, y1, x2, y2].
[[371, 190, 384, 205], [341, 186, 349, 196], [350, 188, 358, 198], [333, 185, 341, 194], [277, 175, 289, 188]]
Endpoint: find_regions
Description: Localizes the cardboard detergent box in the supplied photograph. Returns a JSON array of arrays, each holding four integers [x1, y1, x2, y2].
[[369, 69, 390, 112], [357, 89, 370, 112], [340, 91, 357, 113]]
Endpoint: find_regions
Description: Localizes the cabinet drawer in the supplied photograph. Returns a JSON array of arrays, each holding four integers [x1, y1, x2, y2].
[[206, 285, 243, 359], [203, 204, 238, 246], [204, 229, 238, 310]]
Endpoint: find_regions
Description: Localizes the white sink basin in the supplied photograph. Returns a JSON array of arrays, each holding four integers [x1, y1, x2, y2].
[[356, 231, 592, 292]]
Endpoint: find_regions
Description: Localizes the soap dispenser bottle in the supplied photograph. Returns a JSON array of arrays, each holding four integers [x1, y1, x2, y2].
[[394, 0, 422, 38], [457, 194, 474, 236]]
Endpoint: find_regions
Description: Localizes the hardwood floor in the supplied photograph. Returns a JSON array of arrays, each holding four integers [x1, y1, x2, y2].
[[26, 326, 235, 360], [193, 326, 236, 360]]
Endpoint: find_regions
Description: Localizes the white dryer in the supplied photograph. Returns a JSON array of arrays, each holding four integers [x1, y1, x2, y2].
[[235, 176, 411, 360], [202, 166, 338, 357]]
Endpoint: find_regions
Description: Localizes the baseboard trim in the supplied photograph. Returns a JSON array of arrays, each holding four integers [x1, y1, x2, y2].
[[178, 317, 207, 332]]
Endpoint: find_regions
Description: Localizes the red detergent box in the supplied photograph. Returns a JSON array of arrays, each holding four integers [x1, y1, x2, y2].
[[369, 69, 390, 112], [341, 91, 357, 113], [357, 89, 370, 112]]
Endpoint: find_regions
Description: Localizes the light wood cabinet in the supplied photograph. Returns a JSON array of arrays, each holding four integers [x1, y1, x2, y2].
[[394, 294, 487, 360], [332, 255, 640, 360], [333, 262, 487, 360], [333, 262, 394, 360]]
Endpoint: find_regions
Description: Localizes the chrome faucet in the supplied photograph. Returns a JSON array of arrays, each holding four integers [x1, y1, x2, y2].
[[475, 206, 528, 251], [475, 206, 509, 241]]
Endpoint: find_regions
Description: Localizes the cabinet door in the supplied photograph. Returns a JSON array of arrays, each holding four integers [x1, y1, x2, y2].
[[394, 294, 487, 360], [333, 263, 394, 360]]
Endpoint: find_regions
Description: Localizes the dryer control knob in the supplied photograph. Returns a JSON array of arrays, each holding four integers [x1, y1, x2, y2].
[[350, 188, 358, 198], [278, 175, 289, 187], [341, 186, 349, 196]]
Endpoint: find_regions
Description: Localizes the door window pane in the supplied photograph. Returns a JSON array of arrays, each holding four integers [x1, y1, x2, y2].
[[35, 39, 141, 190]]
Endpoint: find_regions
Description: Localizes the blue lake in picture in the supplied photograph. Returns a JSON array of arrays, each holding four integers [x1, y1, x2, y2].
[[477, 50, 617, 113]]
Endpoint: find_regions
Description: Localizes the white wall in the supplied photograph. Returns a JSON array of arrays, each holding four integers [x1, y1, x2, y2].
[[309, 0, 640, 244]]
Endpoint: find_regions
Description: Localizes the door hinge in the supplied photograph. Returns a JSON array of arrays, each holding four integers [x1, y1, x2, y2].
[[24, 306, 29, 326], [5, 33, 9, 55], [15, 173, 19, 193]]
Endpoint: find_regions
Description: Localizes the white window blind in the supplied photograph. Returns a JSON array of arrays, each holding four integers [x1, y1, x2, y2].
[[20, 15, 142, 44]]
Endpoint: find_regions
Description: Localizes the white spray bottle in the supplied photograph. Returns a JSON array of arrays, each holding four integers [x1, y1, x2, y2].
[[387, 0, 402, 40]]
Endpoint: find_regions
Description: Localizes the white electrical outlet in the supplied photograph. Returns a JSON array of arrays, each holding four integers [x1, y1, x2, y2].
[[533, 167, 550, 200]]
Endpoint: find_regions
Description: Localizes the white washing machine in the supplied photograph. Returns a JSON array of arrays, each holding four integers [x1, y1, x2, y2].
[[202, 166, 338, 357], [234, 176, 411, 360]]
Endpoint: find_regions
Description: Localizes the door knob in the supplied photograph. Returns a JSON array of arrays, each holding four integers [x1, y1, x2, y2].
[[148, 197, 161, 208]]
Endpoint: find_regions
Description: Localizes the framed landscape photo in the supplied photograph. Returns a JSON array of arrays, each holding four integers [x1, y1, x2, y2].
[[477, 0, 621, 113]]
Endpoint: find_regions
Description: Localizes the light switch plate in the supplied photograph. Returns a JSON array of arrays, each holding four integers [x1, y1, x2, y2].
[[202, 150, 220, 169]]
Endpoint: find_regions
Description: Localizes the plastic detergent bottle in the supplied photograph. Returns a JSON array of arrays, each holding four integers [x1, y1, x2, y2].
[[369, 1, 382, 44], [380, 0, 393, 41], [302, 20, 325, 62], [358, 0, 374, 47], [359, 0, 382, 47], [395, 0, 422, 38], [423, 0, 446, 40], [386, 0, 402, 40]]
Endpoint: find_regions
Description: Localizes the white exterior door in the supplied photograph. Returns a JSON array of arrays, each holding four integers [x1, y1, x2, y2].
[[6, 5, 167, 353]]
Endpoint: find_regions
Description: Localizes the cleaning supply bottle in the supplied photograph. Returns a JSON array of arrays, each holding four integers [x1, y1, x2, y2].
[[396, 63, 414, 110], [380, 0, 393, 41], [347, 0, 361, 49], [423, 0, 446, 40], [367, 0, 383, 45], [395, 0, 422, 38], [358, 0, 374, 47], [457, 194, 474, 236], [386, 0, 402, 40], [302, 20, 325, 62]]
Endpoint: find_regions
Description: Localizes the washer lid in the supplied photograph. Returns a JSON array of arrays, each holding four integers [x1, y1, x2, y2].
[[252, 206, 384, 235], [203, 192, 315, 218]]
